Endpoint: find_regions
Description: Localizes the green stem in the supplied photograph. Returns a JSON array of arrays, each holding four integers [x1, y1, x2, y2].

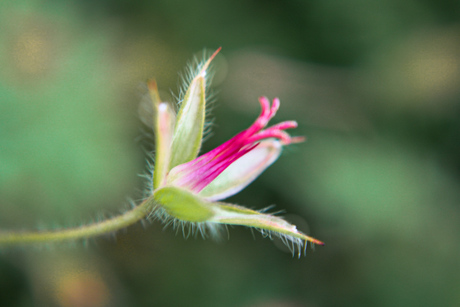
[[0, 196, 156, 246]]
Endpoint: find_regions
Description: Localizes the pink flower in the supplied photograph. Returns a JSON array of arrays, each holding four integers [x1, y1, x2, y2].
[[148, 49, 323, 256], [167, 97, 304, 198]]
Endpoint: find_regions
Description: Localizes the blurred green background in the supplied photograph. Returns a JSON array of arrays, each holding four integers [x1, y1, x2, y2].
[[1, 0, 460, 306]]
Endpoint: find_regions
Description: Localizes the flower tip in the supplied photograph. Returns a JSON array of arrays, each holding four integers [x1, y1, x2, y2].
[[147, 79, 158, 91], [258, 96, 269, 104], [314, 239, 325, 246], [289, 136, 306, 144], [257, 97, 280, 119], [211, 46, 222, 58], [258, 96, 271, 114], [200, 47, 222, 75], [271, 98, 280, 115], [302, 234, 325, 246], [148, 79, 162, 105]]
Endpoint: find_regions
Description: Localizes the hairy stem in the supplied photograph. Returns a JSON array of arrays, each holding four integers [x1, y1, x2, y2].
[[0, 196, 156, 246]]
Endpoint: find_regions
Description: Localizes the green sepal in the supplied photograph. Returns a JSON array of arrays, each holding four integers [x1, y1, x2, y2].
[[212, 203, 324, 245], [169, 48, 221, 169], [169, 74, 206, 169], [153, 186, 215, 222], [152, 103, 175, 189], [148, 80, 176, 189]]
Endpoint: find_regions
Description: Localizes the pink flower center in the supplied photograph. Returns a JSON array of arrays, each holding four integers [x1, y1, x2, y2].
[[168, 97, 303, 193]]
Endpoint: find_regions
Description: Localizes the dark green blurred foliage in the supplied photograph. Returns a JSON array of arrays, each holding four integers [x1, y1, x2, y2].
[[1, 0, 460, 306]]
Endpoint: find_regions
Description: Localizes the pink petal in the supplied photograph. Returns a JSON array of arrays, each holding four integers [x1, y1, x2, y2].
[[198, 140, 282, 201]]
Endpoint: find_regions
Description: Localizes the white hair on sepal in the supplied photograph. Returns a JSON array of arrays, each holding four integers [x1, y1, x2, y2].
[[202, 87, 219, 142], [201, 117, 216, 143], [147, 206, 224, 241], [138, 155, 155, 197], [137, 82, 157, 129], [257, 204, 286, 217], [250, 227, 312, 258], [147, 203, 312, 257], [174, 49, 218, 141]]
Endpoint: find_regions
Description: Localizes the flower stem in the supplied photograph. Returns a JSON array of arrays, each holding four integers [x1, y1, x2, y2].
[[0, 196, 156, 246]]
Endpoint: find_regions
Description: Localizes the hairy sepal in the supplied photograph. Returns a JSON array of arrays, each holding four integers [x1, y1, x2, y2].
[[169, 74, 206, 169], [169, 49, 220, 169], [211, 203, 325, 246], [153, 102, 176, 189], [153, 186, 214, 222]]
